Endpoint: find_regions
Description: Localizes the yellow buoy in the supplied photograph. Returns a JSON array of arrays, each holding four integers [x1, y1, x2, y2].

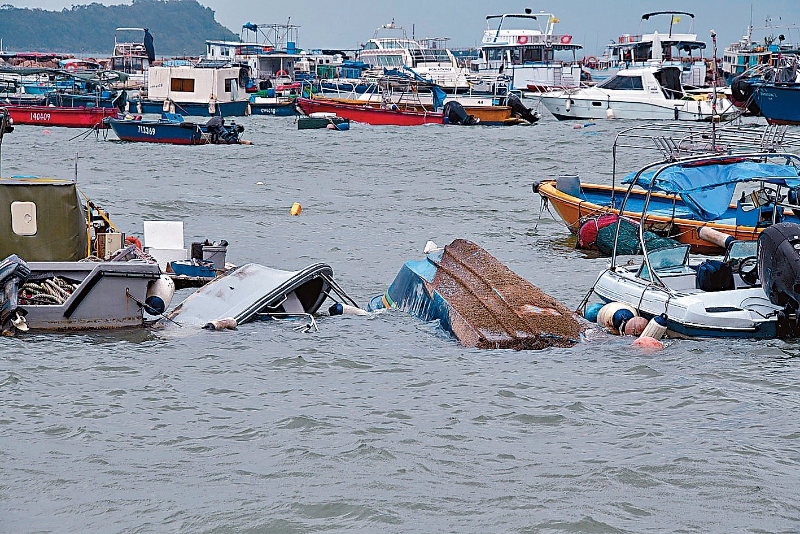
[[290, 202, 302, 216]]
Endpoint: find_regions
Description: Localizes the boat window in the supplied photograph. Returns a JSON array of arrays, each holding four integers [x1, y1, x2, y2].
[[224, 78, 235, 92], [485, 48, 505, 62], [724, 240, 757, 263], [10, 201, 37, 236], [597, 75, 644, 90], [363, 42, 379, 50], [638, 244, 691, 280], [170, 78, 196, 92]]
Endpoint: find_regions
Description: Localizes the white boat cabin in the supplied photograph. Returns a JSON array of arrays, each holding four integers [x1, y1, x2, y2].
[[147, 66, 247, 104]]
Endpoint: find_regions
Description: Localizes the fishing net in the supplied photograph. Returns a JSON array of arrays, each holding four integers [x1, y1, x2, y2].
[[595, 218, 679, 255]]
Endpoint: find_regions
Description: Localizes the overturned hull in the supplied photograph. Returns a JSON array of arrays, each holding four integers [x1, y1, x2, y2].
[[166, 263, 334, 327], [371, 239, 585, 349]]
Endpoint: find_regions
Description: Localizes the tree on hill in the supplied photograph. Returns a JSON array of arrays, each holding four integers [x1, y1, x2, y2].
[[0, 0, 238, 56]]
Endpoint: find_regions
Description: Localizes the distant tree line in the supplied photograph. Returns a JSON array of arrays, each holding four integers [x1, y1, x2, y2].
[[0, 0, 238, 56]]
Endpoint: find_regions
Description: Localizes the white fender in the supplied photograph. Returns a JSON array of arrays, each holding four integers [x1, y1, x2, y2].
[[145, 275, 175, 315], [565, 99, 571, 112]]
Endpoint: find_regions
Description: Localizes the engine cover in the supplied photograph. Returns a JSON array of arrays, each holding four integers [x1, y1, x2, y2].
[[758, 222, 800, 310]]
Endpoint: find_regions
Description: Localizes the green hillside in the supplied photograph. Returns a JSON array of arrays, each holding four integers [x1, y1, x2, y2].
[[0, 0, 238, 56]]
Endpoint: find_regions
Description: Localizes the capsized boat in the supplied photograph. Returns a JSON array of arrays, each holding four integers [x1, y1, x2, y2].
[[369, 239, 587, 349], [106, 113, 247, 144], [534, 123, 800, 254], [165, 262, 357, 329]]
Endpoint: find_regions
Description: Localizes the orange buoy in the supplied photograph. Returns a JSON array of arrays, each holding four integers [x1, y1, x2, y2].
[[290, 202, 302, 216]]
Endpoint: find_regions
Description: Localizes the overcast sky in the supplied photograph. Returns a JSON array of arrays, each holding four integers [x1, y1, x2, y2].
[[7, 0, 800, 55]]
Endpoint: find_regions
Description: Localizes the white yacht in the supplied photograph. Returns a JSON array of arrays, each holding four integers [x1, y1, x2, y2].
[[356, 21, 470, 92], [468, 9, 582, 92], [538, 66, 737, 121]]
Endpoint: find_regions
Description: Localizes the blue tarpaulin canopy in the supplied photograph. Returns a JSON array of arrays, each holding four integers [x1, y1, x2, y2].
[[623, 161, 800, 220]]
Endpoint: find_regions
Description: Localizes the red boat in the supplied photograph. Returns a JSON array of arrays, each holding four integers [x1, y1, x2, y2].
[[295, 97, 444, 126], [5, 105, 118, 128]]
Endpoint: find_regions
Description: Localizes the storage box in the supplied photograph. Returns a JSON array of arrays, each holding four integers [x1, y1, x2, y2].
[[202, 245, 227, 270], [97, 232, 124, 259]]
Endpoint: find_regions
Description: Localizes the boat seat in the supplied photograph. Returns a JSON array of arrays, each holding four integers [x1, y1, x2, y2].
[[556, 176, 582, 198]]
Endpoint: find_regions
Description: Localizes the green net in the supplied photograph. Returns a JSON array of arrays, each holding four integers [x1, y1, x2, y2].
[[596, 218, 679, 255]]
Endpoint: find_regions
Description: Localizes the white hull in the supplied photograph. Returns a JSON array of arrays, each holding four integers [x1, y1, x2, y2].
[[593, 265, 781, 336], [540, 87, 736, 121]]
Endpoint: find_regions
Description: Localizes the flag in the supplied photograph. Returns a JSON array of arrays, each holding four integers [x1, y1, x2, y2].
[[672, 15, 682, 24], [549, 17, 560, 23]]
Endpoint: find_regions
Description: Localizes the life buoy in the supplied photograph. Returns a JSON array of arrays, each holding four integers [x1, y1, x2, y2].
[[65, 63, 77, 72], [275, 69, 289, 77], [125, 236, 142, 250], [517, 35, 529, 45], [584, 56, 598, 69], [560, 35, 572, 45]]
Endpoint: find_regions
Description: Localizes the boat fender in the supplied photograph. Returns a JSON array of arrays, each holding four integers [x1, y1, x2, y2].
[[583, 302, 604, 322], [632, 336, 664, 350], [328, 302, 368, 316], [136, 101, 143, 114], [144, 275, 175, 315], [124, 101, 130, 113], [640, 314, 668, 340], [698, 226, 734, 250], [565, 99, 571, 112], [623, 316, 649, 336], [203, 317, 238, 330], [612, 308, 635, 333], [605, 108, 615, 119], [597, 302, 637, 333]]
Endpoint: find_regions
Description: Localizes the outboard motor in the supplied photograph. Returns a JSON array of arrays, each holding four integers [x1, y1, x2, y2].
[[205, 116, 226, 143], [0, 254, 31, 336], [505, 93, 540, 124], [758, 223, 800, 336], [730, 76, 761, 116], [443, 101, 478, 125]]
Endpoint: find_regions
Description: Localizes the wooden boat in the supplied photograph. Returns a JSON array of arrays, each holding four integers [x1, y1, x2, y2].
[[5, 105, 118, 128], [106, 114, 246, 144], [296, 97, 443, 126], [368, 239, 585, 349], [535, 123, 800, 254]]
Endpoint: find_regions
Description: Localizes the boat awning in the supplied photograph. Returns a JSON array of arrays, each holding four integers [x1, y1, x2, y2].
[[623, 161, 800, 220]]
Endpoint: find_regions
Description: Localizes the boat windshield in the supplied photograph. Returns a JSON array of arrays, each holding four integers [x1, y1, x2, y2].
[[639, 244, 690, 280]]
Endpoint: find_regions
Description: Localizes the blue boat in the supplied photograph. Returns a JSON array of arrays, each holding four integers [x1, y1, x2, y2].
[[106, 113, 246, 145], [131, 99, 251, 117], [752, 82, 800, 125], [368, 239, 585, 350]]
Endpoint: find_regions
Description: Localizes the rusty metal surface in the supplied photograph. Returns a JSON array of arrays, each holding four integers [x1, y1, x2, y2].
[[431, 239, 583, 350]]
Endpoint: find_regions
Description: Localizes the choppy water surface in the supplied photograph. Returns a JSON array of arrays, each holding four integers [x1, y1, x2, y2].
[[2, 114, 800, 533]]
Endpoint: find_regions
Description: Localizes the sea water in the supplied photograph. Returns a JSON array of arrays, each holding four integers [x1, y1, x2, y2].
[[1, 114, 799, 533]]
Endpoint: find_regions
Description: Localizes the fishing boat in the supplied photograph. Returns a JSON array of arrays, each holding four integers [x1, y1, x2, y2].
[[105, 113, 247, 144], [248, 92, 299, 116], [368, 239, 586, 349], [538, 66, 737, 121], [296, 96, 444, 126], [583, 149, 800, 339], [468, 9, 582, 92], [111, 27, 155, 87], [534, 123, 800, 254], [722, 20, 800, 84], [356, 21, 470, 93], [134, 65, 251, 117], [4, 104, 118, 128], [750, 81, 800, 125]]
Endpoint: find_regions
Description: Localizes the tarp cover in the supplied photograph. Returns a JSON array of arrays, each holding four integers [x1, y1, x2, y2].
[[623, 161, 800, 220]]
